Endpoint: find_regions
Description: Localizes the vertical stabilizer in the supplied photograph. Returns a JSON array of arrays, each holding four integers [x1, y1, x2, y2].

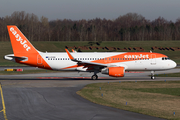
[[7, 25, 38, 56], [6, 26, 51, 70]]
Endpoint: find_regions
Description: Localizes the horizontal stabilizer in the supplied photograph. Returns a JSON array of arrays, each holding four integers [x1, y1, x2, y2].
[[4, 54, 28, 62]]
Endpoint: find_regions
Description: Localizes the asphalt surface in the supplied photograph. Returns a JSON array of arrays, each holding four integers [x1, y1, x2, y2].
[[0, 68, 179, 120]]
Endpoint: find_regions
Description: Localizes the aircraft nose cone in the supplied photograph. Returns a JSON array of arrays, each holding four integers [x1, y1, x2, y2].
[[171, 60, 177, 68]]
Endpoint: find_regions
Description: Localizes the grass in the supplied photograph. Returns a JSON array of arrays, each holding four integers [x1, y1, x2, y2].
[[134, 88, 180, 96], [1, 41, 180, 66], [155, 72, 180, 77], [77, 81, 180, 120]]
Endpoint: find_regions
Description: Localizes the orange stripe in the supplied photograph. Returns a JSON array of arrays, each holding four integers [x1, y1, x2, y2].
[[16, 54, 52, 70], [62, 65, 79, 69]]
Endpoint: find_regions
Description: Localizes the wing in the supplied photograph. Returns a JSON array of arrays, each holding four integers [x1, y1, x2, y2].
[[65, 49, 108, 71]]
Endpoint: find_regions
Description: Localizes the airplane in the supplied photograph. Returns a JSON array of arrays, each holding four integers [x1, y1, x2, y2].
[[4, 25, 177, 80]]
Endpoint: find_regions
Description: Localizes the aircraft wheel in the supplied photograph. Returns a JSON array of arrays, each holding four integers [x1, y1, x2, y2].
[[151, 71, 155, 80], [151, 76, 155, 80], [91, 75, 98, 80]]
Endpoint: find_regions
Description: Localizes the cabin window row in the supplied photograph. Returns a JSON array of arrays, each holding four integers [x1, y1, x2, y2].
[[47, 58, 150, 61]]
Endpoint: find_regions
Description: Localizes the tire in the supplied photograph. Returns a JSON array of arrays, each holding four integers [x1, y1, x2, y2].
[[151, 76, 155, 80], [91, 75, 98, 80]]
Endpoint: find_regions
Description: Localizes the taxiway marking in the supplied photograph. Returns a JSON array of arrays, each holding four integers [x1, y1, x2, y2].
[[0, 83, 8, 120]]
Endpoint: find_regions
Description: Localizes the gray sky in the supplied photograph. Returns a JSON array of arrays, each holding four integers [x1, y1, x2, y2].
[[1, 0, 180, 22]]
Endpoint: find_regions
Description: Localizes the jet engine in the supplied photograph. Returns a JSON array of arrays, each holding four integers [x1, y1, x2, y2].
[[101, 67, 125, 77]]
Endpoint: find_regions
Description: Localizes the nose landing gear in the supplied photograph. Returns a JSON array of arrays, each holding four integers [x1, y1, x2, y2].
[[151, 71, 155, 79]]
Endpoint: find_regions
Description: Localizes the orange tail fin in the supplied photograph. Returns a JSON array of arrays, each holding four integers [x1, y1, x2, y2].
[[7, 25, 38, 56]]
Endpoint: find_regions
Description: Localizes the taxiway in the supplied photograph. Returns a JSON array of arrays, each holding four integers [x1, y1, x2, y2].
[[0, 69, 179, 120]]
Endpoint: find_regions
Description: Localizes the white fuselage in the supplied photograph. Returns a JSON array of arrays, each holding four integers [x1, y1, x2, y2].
[[39, 52, 176, 71]]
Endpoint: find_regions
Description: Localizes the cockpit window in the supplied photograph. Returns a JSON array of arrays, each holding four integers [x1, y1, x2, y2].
[[162, 57, 170, 60]]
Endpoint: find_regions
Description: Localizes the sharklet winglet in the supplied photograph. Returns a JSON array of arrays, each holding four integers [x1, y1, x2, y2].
[[65, 49, 74, 60], [65, 49, 79, 62]]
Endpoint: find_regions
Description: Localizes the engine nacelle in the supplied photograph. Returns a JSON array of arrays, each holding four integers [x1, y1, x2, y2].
[[101, 67, 125, 77]]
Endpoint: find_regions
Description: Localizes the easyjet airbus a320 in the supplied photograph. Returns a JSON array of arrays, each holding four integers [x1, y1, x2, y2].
[[4, 25, 177, 80]]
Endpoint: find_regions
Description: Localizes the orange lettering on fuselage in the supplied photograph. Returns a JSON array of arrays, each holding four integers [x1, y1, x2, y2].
[[124, 54, 149, 59]]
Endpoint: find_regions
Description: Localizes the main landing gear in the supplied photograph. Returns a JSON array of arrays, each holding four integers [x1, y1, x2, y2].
[[91, 74, 98, 80], [151, 71, 155, 80], [91, 71, 99, 80]]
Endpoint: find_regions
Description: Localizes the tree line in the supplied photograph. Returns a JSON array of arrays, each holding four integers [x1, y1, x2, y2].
[[1, 11, 180, 41]]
